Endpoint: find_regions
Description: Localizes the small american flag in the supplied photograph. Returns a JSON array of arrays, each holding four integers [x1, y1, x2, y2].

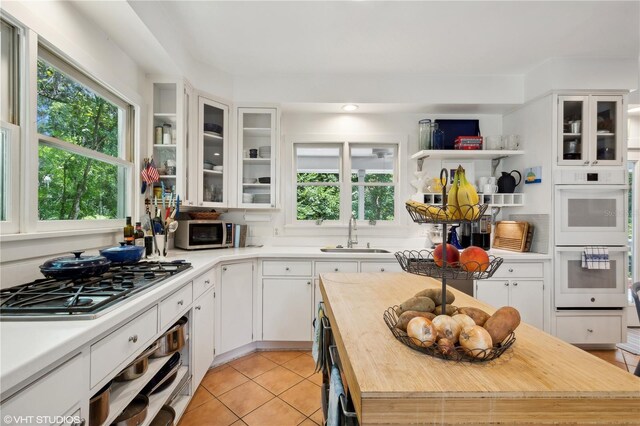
[[141, 159, 160, 184]]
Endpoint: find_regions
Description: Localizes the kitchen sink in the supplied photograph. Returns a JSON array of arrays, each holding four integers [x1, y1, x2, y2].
[[320, 247, 391, 253]]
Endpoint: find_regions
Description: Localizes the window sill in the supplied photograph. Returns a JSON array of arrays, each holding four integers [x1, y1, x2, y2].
[[1, 227, 120, 242]]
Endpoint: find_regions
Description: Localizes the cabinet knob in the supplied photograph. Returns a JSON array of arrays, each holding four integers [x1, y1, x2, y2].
[[381, 268, 385, 272], [512, 282, 518, 286], [285, 267, 290, 271], [508, 268, 514, 273], [584, 161, 590, 165], [334, 268, 339, 272], [195, 306, 201, 310], [504, 282, 509, 286], [177, 300, 184, 306], [223, 267, 227, 272], [128, 335, 138, 343], [587, 328, 594, 333], [307, 281, 311, 285]]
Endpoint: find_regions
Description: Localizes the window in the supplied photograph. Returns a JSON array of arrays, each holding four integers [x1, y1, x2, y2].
[[294, 142, 398, 223], [36, 47, 133, 224]]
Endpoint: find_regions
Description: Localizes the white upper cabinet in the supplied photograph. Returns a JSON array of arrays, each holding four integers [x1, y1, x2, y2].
[[194, 95, 230, 207], [237, 107, 278, 208], [150, 79, 191, 205], [557, 95, 624, 167]]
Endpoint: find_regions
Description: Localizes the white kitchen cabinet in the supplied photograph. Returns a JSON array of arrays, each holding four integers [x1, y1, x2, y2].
[[557, 95, 624, 166], [263, 278, 312, 341], [192, 94, 230, 207], [555, 311, 625, 345], [476, 279, 544, 329], [1, 353, 87, 426], [150, 78, 192, 206], [192, 288, 215, 387], [237, 107, 279, 208], [219, 262, 254, 354]]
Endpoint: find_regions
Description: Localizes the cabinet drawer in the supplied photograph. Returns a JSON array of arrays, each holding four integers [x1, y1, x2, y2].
[[556, 314, 623, 344], [160, 283, 193, 329], [263, 260, 312, 276], [193, 270, 214, 300], [2, 354, 84, 422], [360, 261, 403, 273], [491, 262, 543, 278], [315, 261, 358, 275], [90, 307, 157, 387]]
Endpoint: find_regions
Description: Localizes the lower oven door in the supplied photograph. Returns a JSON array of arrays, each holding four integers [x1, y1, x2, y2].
[[554, 185, 628, 246], [554, 246, 628, 308]]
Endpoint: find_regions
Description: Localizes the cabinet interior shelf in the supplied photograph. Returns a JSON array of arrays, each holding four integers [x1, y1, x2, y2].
[[153, 113, 176, 117], [204, 132, 223, 140], [563, 133, 582, 137], [243, 127, 271, 137], [243, 183, 270, 187], [140, 366, 189, 426], [243, 158, 271, 164], [597, 133, 615, 136], [153, 144, 177, 148], [203, 169, 223, 175], [158, 175, 177, 179], [411, 150, 525, 160]]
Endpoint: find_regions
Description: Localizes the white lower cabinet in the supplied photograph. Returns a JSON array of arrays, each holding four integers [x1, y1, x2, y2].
[[263, 278, 313, 341], [219, 262, 254, 354], [555, 312, 624, 345], [360, 261, 403, 273], [192, 288, 215, 387], [476, 279, 544, 329]]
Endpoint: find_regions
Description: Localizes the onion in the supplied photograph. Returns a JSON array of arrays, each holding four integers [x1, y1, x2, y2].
[[452, 313, 476, 330], [406, 317, 437, 348], [459, 325, 493, 359], [437, 337, 456, 356], [432, 315, 462, 343]]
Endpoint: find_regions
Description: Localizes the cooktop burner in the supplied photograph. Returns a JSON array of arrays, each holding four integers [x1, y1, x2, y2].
[[0, 260, 191, 321]]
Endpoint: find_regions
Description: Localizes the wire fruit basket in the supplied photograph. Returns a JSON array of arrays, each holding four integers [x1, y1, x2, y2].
[[395, 250, 504, 280], [383, 307, 515, 362], [405, 202, 489, 224]]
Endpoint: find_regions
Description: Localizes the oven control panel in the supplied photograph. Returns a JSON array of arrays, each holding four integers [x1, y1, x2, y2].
[[555, 169, 626, 185]]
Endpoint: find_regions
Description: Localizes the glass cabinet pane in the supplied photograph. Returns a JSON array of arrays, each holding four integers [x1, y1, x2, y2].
[[561, 100, 585, 161], [595, 100, 617, 161], [202, 103, 225, 203], [241, 111, 273, 206]]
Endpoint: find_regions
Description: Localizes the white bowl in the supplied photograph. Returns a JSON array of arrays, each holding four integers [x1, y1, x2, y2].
[[243, 178, 257, 184], [213, 166, 223, 171]]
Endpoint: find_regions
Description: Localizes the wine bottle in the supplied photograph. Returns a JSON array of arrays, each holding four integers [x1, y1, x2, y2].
[[124, 216, 134, 245]]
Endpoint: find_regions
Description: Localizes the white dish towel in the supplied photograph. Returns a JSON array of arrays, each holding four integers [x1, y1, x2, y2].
[[582, 246, 610, 270]]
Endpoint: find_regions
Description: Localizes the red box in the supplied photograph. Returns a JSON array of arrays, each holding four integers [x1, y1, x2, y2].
[[454, 136, 483, 150]]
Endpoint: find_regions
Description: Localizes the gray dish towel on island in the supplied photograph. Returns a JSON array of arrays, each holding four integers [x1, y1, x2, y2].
[[327, 365, 344, 426], [312, 302, 325, 372]]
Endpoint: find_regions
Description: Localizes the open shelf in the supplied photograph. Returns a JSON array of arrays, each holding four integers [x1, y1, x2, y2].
[[411, 150, 524, 161], [140, 366, 189, 426], [412, 192, 525, 207], [243, 127, 271, 137], [243, 158, 271, 164]]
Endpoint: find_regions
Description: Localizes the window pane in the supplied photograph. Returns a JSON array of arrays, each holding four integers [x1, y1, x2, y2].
[[350, 146, 395, 182], [296, 146, 340, 183], [37, 59, 123, 157], [352, 185, 395, 221], [1, 20, 17, 124], [296, 185, 340, 220], [38, 144, 125, 220]]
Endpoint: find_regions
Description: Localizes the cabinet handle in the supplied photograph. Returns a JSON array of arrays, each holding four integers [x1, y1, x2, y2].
[[381, 268, 385, 272], [508, 268, 514, 273], [223, 267, 227, 272], [512, 282, 518, 286], [584, 160, 590, 165], [195, 306, 201, 310], [504, 282, 509, 286], [592, 160, 598, 165], [285, 267, 290, 271], [587, 328, 594, 333], [177, 300, 184, 306], [204, 280, 210, 285], [128, 335, 138, 343]]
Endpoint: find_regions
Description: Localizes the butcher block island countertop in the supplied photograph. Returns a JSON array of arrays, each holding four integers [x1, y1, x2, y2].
[[319, 272, 640, 425]]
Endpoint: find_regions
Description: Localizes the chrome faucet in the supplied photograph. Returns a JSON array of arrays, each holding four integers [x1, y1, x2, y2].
[[347, 213, 358, 248]]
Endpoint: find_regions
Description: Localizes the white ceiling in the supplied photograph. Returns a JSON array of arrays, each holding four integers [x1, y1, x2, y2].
[[153, 1, 638, 76]]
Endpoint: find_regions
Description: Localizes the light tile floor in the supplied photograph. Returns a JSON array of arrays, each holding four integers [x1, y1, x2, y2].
[[179, 351, 322, 426], [180, 330, 640, 426]]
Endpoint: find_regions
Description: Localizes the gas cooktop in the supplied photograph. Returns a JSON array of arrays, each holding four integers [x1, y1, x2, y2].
[[0, 260, 191, 321]]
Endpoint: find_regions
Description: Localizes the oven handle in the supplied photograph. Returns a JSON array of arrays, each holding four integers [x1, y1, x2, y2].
[[555, 246, 628, 253], [554, 184, 628, 190]]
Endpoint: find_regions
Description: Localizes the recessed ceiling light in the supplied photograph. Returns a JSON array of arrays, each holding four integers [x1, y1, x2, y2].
[[342, 104, 359, 112]]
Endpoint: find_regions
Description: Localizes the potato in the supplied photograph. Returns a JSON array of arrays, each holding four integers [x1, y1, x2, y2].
[[433, 304, 457, 316], [414, 288, 455, 306], [457, 307, 491, 326], [483, 306, 521, 344], [395, 296, 436, 315], [396, 310, 436, 332]]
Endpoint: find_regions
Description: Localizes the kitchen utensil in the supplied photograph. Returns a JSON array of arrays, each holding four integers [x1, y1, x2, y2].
[[505, 134, 521, 150], [115, 342, 160, 382], [487, 176, 497, 185], [89, 381, 112, 426], [142, 353, 181, 395], [570, 120, 581, 133], [493, 221, 530, 252], [100, 243, 145, 264], [485, 135, 503, 150], [149, 405, 176, 426], [497, 170, 522, 193], [112, 394, 148, 426], [477, 177, 489, 190], [152, 317, 188, 358], [149, 213, 160, 257], [39, 251, 111, 279], [483, 183, 498, 194]]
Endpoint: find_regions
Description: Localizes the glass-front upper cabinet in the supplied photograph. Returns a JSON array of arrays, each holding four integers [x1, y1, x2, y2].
[[558, 95, 623, 167], [237, 108, 278, 208], [197, 96, 229, 207]]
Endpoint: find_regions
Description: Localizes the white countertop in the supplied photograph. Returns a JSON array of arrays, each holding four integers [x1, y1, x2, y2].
[[0, 245, 549, 399]]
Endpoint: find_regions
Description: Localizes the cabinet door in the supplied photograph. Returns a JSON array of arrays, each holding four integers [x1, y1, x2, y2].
[[198, 95, 229, 207], [193, 289, 215, 387], [263, 278, 312, 341], [220, 262, 253, 353], [238, 108, 278, 208], [590, 96, 623, 166], [558, 95, 589, 166], [509, 280, 544, 329], [475, 279, 509, 308]]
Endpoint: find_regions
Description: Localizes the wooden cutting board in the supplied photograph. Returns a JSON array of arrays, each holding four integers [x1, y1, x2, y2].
[[493, 221, 530, 252]]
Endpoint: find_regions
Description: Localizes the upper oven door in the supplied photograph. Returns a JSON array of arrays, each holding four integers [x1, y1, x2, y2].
[[189, 221, 225, 246], [554, 185, 627, 246], [554, 246, 628, 308]]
